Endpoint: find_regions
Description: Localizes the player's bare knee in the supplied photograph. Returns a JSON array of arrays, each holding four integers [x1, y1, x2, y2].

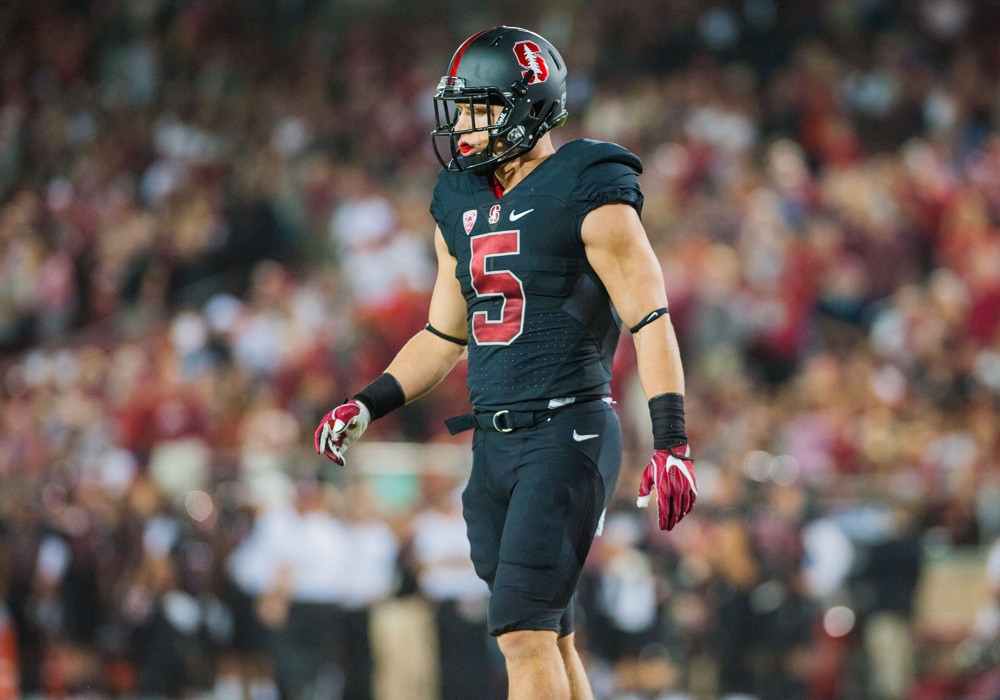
[[497, 629, 558, 662]]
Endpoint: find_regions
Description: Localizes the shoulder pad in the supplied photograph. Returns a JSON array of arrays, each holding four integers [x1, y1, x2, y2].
[[557, 139, 643, 174]]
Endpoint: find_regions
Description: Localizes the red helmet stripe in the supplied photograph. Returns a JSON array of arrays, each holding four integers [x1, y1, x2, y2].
[[448, 27, 495, 77]]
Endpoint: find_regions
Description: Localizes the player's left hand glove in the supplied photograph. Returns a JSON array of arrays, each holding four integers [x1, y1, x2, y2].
[[314, 400, 370, 467], [637, 444, 697, 531]]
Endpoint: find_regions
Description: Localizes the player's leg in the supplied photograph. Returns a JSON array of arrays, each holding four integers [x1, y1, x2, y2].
[[494, 629, 596, 700], [558, 632, 594, 700], [554, 596, 594, 700], [489, 401, 622, 699], [489, 462, 599, 700], [464, 445, 571, 699], [497, 629, 570, 700], [464, 432, 571, 698], [492, 600, 592, 699]]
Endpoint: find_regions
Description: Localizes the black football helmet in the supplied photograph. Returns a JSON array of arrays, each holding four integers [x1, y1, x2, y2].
[[431, 26, 569, 175]]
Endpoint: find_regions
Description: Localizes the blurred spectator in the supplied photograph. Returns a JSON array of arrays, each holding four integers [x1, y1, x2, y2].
[[0, 598, 16, 699], [228, 480, 348, 700], [854, 504, 923, 700], [409, 471, 498, 700], [337, 479, 400, 700], [121, 516, 220, 697], [579, 512, 677, 699], [958, 536, 1000, 697]]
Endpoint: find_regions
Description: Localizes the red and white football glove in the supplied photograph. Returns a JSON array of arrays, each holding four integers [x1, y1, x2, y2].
[[637, 444, 697, 531], [314, 400, 370, 467]]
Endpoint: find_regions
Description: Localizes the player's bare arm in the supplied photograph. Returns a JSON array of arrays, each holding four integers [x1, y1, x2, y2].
[[385, 226, 469, 401], [581, 202, 685, 399], [582, 201, 697, 532]]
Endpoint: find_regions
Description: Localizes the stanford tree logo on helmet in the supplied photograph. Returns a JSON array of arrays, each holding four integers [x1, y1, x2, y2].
[[513, 41, 549, 84], [431, 26, 569, 175]]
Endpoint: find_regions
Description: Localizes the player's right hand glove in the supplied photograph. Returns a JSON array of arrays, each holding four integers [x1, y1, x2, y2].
[[314, 400, 370, 467], [637, 444, 697, 531]]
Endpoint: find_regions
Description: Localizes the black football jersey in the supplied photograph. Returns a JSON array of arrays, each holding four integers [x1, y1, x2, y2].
[[431, 138, 644, 411]]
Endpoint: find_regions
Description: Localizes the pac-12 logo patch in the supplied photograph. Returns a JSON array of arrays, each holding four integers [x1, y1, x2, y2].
[[463, 209, 477, 235], [488, 204, 501, 224], [514, 41, 549, 84]]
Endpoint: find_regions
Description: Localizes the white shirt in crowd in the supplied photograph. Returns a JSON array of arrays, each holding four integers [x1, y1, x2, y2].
[[411, 507, 489, 602], [228, 505, 399, 607]]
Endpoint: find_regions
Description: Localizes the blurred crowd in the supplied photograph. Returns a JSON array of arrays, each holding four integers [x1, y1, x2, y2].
[[1, 0, 1000, 698]]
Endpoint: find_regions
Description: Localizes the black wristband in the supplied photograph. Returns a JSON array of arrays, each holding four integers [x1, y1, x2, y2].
[[649, 392, 687, 450], [353, 373, 406, 421]]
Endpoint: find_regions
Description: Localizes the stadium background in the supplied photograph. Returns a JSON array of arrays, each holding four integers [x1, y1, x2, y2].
[[1, 0, 999, 698]]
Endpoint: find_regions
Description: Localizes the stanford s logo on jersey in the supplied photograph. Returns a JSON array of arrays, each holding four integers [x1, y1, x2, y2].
[[513, 41, 548, 84], [488, 204, 501, 224], [463, 209, 477, 235]]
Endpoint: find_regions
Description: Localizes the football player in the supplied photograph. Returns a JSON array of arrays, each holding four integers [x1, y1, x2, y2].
[[315, 26, 696, 700]]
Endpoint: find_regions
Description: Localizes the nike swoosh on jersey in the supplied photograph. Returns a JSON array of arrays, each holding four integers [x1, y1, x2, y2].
[[509, 208, 534, 222], [573, 430, 599, 442]]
